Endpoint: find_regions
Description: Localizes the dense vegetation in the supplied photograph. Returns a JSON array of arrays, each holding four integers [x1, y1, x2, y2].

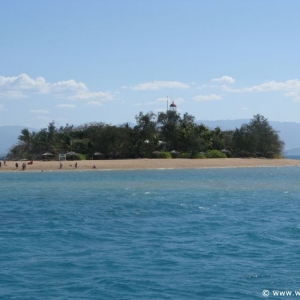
[[7, 112, 284, 160]]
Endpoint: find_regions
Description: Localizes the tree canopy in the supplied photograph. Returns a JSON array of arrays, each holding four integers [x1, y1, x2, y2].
[[7, 112, 284, 160], [232, 114, 284, 157]]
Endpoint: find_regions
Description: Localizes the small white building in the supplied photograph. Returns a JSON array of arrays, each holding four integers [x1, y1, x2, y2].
[[169, 101, 177, 111]]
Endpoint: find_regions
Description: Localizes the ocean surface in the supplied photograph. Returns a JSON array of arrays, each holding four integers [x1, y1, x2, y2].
[[1, 167, 300, 299], [285, 155, 300, 160]]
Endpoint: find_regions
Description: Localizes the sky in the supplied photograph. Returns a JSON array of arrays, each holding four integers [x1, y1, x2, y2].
[[1, 0, 300, 129]]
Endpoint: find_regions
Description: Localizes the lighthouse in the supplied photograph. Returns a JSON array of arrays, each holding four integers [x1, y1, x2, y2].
[[169, 101, 177, 112]]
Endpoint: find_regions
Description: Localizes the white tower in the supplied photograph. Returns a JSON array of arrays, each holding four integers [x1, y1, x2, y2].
[[169, 101, 177, 111]]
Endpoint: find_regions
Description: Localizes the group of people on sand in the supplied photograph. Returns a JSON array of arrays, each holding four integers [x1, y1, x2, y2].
[[0, 160, 29, 170], [0, 160, 33, 171], [58, 162, 97, 169], [13, 162, 26, 170], [59, 162, 78, 169], [0, 160, 7, 167], [0, 160, 99, 171]]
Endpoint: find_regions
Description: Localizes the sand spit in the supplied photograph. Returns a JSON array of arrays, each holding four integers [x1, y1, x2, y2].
[[0, 158, 299, 172]]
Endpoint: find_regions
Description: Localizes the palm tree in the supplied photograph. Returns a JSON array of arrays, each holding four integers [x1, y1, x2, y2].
[[18, 128, 33, 158]]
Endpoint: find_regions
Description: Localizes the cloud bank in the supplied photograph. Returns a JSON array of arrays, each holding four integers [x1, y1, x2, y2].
[[211, 76, 235, 84], [128, 81, 189, 91], [56, 104, 77, 108], [0, 73, 115, 101], [222, 79, 300, 100], [193, 94, 222, 101]]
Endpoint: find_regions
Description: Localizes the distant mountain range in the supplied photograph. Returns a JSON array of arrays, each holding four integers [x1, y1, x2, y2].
[[1, 120, 300, 156], [0, 126, 24, 155]]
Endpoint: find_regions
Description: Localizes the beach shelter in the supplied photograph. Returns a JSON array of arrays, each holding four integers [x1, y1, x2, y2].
[[67, 151, 78, 160], [93, 152, 103, 159], [43, 152, 54, 156], [42, 152, 54, 160], [170, 150, 180, 158], [152, 151, 160, 154], [221, 149, 231, 157], [170, 150, 180, 154], [67, 151, 77, 155], [221, 149, 230, 154], [152, 151, 160, 158]]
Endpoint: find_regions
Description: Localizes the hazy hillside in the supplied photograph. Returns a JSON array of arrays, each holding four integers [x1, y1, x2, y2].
[[0, 126, 34, 155], [285, 148, 300, 156]]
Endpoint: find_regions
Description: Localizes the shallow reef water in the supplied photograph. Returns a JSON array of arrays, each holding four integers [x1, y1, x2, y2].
[[1, 167, 300, 299]]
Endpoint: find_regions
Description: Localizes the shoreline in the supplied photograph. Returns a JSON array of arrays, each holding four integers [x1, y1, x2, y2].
[[0, 158, 299, 172]]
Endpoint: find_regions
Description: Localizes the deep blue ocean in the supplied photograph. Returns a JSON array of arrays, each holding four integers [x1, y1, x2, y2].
[[1, 167, 300, 299]]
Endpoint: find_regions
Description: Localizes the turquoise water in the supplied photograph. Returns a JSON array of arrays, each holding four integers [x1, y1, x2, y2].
[[1, 167, 300, 299]]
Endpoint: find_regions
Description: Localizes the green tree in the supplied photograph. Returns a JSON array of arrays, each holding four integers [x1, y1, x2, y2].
[[79, 122, 107, 155], [211, 126, 225, 150], [134, 112, 158, 157], [198, 124, 212, 151], [177, 113, 202, 155], [10, 111, 284, 161], [233, 114, 284, 157], [157, 110, 181, 150], [18, 128, 35, 158]]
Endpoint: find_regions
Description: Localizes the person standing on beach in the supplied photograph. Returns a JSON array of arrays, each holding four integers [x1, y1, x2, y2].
[[75, 162, 77, 168], [15, 162, 18, 169], [60, 162, 63, 169]]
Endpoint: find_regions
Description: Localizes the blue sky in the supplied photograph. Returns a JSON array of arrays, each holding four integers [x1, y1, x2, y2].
[[1, 0, 300, 129]]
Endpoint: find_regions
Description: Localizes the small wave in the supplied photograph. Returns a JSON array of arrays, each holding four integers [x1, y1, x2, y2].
[[199, 206, 209, 210]]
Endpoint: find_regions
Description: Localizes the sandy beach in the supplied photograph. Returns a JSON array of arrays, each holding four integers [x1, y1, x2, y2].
[[0, 158, 299, 172]]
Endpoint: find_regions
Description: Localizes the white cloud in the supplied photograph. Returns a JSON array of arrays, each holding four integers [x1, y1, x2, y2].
[[230, 80, 300, 93], [211, 76, 235, 84], [30, 109, 50, 114], [0, 73, 115, 102], [0, 73, 48, 93], [56, 104, 77, 108], [49, 81, 87, 99], [69, 91, 114, 101], [193, 94, 222, 101], [222, 79, 300, 101], [0, 90, 27, 99], [129, 81, 189, 91], [0, 104, 5, 111]]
